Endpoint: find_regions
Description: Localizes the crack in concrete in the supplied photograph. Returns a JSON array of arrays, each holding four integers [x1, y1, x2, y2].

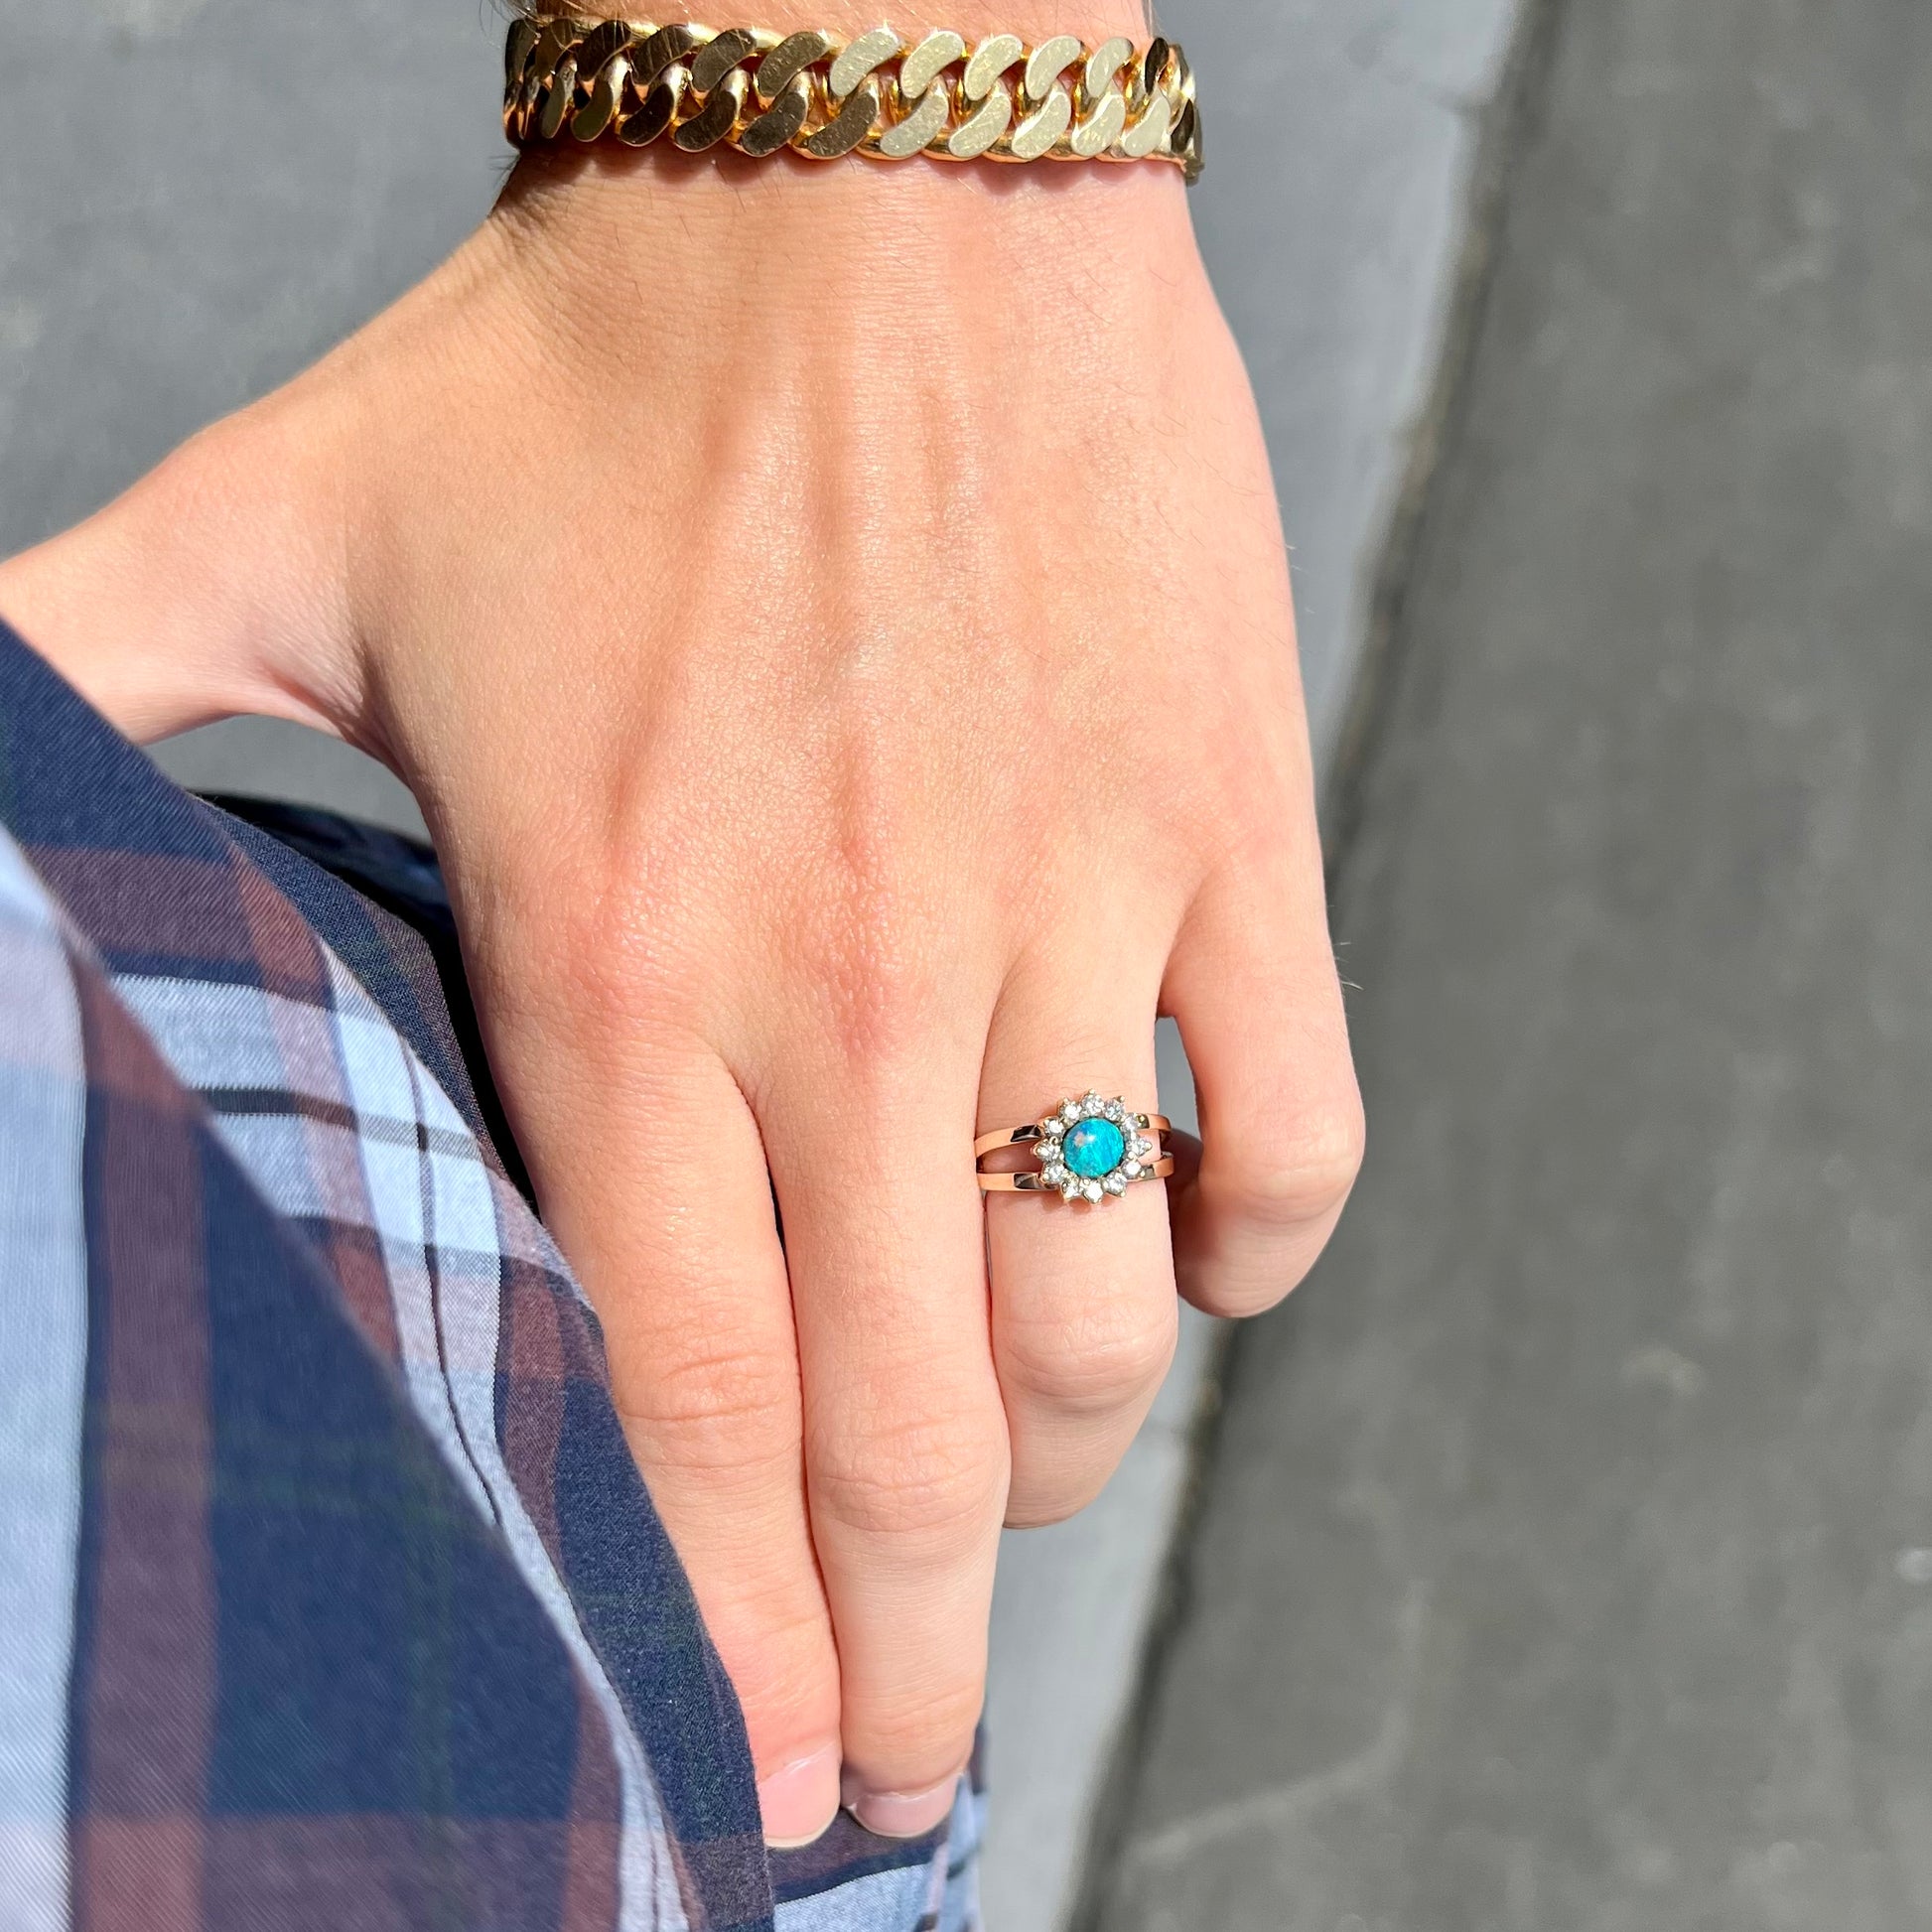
[[1118, 1584, 1429, 1874]]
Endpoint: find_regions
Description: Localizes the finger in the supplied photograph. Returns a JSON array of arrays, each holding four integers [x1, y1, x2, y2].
[[759, 1037, 1008, 1841], [1162, 859, 1364, 1317], [979, 953, 1177, 1529], [518, 1039, 844, 1847]]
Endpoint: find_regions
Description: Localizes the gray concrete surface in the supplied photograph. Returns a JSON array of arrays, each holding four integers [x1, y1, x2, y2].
[[0, 0, 499, 831], [1180, 0, 1520, 770], [0, 3, 1521, 1926], [1090, 0, 1932, 1925]]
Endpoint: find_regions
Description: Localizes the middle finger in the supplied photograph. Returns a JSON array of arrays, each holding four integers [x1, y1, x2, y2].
[[758, 1017, 1009, 1840]]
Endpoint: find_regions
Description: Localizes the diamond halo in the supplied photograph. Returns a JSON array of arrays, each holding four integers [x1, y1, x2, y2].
[[1033, 1091, 1157, 1204]]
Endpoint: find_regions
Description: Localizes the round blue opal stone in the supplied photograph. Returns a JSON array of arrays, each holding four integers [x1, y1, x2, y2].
[[1063, 1117, 1126, 1179]]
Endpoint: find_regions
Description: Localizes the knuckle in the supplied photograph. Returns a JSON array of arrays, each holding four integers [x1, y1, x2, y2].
[[1005, 1476, 1102, 1532], [846, 1677, 985, 1775], [730, 1612, 843, 1747], [782, 787, 947, 1067], [792, 905, 936, 1067], [1215, 1084, 1366, 1229], [999, 1290, 1178, 1417], [531, 804, 691, 986], [809, 1402, 1009, 1544], [614, 1329, 800, 1478], [718, 1573, 835, 1664]]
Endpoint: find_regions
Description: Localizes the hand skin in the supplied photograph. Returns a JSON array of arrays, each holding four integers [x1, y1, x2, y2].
[[0, 25, 1363, 1847]]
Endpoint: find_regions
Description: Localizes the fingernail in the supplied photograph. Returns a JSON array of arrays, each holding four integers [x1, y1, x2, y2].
[[759, 1744, 842, 1849], [847, 1773, 961, 1841]]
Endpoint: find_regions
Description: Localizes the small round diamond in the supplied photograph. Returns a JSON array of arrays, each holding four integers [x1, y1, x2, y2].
[[1081, 1179, 1104, 1202], [1060, 1100, 1082, 1125], [1060, 1174, 1083, 1200], [1041, 1163, 1069, 1187], [1103, 1173, 1128, 1195], [1124, 1159, 1142, 1178], [1104, 1100, 1126, 1123]]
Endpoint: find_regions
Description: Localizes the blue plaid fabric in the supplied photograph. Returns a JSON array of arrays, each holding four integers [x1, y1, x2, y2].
[[0, 621, 983, 1932]]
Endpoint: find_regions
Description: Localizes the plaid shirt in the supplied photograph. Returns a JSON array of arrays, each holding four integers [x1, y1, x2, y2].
[[0, 621, 982, 1932]]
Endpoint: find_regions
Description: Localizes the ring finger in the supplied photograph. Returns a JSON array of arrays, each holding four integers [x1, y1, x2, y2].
[[979, 943, 1179, 1529]]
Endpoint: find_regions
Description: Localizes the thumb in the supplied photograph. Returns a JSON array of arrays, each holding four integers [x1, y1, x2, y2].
[[0, 378, 363, 753]]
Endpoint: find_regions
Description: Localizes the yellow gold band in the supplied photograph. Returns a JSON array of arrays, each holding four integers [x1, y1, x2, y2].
[[972, 1113, 1172, 1159], [505, 17, 1202, 181], [978, 1155, 1173, 1192]]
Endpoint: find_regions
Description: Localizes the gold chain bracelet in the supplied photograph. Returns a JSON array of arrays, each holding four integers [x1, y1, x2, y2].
[[504, 16, 1201, 182]]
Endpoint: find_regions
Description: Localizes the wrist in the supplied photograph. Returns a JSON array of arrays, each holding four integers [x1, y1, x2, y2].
[[486, 145, 1204, 389], [490, 15, 1205, 358]]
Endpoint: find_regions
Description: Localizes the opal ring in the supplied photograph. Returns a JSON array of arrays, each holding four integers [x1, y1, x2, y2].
[[975, 1091, 1174, 1202]]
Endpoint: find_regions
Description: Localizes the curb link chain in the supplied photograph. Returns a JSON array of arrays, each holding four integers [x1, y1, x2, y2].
[[504, 15, 1202, 182]]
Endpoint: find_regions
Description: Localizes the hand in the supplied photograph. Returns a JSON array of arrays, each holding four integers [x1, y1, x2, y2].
[[1, 103, 1362, 1846]]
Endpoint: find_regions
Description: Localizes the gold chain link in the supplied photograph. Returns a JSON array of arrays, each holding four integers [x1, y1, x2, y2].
[[504, 16, 1201, 182]]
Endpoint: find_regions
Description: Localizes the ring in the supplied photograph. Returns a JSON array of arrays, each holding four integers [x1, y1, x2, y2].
[[975, 1091, 1174, 1202]]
